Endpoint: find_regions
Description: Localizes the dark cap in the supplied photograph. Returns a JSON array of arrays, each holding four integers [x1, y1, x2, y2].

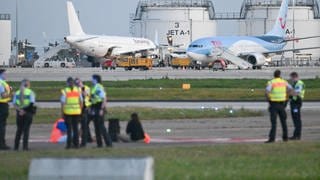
[[290, 72, 298, 77], [0, 69, 6, 75], [92, 74, 102, 83], [67, 77, 74, 84]]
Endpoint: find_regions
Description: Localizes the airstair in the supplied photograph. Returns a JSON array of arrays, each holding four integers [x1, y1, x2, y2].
[[214, 47, 253, 69], [37, 43, 70, 62]]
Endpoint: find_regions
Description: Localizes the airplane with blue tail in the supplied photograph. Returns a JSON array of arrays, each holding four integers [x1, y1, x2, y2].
[[186, 0, 320, 69]]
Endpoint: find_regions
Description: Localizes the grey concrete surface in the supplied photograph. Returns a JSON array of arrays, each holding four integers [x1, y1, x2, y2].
[[29, 157, 154, 180], [5, 67, 320, 81], [36, 101, 320, 110]]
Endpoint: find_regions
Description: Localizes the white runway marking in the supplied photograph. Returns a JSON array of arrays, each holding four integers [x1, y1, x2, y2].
[[150, 137, 267, 143], [28, 137, 268, 144]]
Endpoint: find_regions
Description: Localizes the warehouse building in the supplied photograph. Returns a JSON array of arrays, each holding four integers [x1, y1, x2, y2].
[[130, 0, 217, 49], [0, 14, 11, 66]]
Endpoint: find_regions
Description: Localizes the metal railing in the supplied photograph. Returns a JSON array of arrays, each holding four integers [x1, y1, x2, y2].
[[134, 0, 215, 20], [0, 14, 10, 20], [215, 12, 243, 20], [133, 0, 320, 20], [138, 0, 213, 7], [240, 0, 320, 19]]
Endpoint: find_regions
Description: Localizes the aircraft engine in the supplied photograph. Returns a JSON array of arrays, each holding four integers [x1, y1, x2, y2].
[[246, 53, 266, 66]]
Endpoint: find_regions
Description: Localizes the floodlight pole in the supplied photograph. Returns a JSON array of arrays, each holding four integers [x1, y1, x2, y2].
[[15, 0, 19, 66], [292, 0, 295, 65]]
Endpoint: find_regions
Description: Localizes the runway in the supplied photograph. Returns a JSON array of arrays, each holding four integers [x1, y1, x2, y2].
[[6, 66, 320, 81], [4, 110, 320, 150], [37, 101, 320, 110]]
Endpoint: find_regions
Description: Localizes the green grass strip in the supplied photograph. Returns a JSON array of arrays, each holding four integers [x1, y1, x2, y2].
[[0, 142, 319, 179], [7, 79, 320, 101]]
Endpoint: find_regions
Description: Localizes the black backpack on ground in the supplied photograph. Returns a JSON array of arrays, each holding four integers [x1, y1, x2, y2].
[[108, 118, 120, 142]]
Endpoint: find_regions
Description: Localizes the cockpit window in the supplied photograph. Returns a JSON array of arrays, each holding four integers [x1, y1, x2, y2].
[[189, 44, 204, 48]]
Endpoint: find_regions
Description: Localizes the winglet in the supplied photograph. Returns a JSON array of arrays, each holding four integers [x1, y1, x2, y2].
[[66, 1, 85, 36], [266, 0, 289, 37]]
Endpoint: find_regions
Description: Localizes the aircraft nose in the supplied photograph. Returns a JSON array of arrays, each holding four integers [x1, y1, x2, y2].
[[187, 51, 207, 61], [186, 51, 197, 59]]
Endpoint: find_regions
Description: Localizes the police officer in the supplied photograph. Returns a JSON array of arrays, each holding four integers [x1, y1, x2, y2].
[[91, 74, 112, 148], [75, 78, 92, 147], [60, 77, 83, 149], [265, 70, 293, 143], [289, 72, 305, 140], [0, 69, 11, 150], [13, 79, 36, 151]]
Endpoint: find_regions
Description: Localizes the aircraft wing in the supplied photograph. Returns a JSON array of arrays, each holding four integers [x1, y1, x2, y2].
[[159, 44, 184, 48], [263, 46, 320, 55], [283, 35, 320, 43], [99, 45, 155, 63], [107, 47, 155, 56]]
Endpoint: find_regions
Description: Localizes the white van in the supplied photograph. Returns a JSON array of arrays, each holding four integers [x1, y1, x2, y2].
[[34, 56, 76, 68]]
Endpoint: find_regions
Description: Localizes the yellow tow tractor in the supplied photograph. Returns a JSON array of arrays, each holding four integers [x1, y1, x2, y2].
[[171, 57, 192, 69], [116, 56, 153, 71]]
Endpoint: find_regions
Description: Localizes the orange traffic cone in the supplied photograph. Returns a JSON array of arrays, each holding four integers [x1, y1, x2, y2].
[[144, 133, 151, 144], [49, 118, 64, 143]]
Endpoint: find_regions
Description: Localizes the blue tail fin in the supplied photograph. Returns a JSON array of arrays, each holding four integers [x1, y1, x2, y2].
[[266, 0, 289, 37]]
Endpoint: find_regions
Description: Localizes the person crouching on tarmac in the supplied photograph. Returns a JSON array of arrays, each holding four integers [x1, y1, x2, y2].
[[13, 79, 36, 151], [118, 113, 145, 142], [60, 77, 83, 149], [91, 74, 112, 148], [75, 78, 92, 147]]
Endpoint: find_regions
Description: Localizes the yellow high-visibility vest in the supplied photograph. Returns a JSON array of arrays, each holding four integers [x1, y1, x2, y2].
[[83, 85, 91, 107], [62, 87, 82, 115], [0, 79, 11, 103], [15, 88, 34, 108], [91, 83, 105, 105], [268, 78, 287, 102], [292, 80, 305, 100]]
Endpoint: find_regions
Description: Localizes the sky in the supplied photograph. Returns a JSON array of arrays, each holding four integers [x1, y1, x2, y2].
[[0, 0, 243, 46]]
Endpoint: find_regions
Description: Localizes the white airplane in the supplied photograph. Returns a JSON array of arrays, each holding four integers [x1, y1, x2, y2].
[[64, 1, 156, 65], [187, 0, 320, 69]]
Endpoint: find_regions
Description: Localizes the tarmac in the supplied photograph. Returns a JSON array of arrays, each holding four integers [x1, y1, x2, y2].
[[4, 110, 320, 150], [5, 66, 320, 81], [37, 101, 320, 110]]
